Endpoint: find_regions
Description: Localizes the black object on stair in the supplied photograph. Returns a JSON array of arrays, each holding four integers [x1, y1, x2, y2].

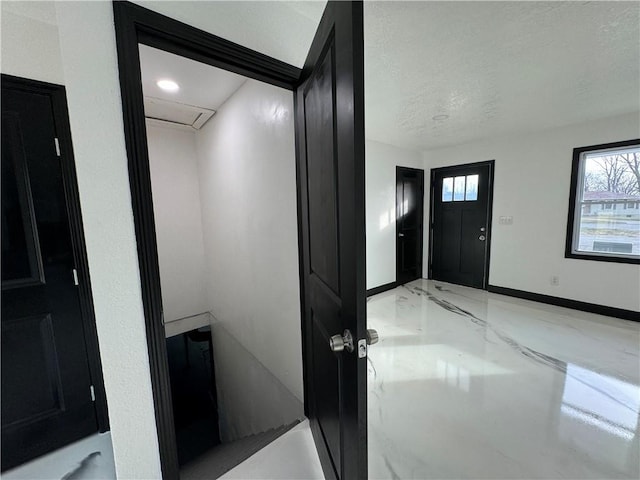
[[166, 326, 221, 466]]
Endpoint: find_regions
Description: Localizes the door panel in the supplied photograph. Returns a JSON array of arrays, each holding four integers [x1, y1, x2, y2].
[[2, 314, 63, 425], [396, 167, 424, 285], [305, 45, 340, 294], [1, 113, 45, 289], [295, 2, 366, 479], [1, 82, 98, 471], [430, 162, 494, 289]]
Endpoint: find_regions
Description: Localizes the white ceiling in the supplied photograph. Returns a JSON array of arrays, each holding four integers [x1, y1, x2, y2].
[[139, 44, 247, 113], [135, 1, 639, 152], [364, 1, 640, 151]]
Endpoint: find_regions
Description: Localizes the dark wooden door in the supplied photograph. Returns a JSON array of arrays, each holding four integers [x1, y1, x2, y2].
[[295, 2, 367, 479], [430, 161, 494, 289], [396, 167, 424, 285], [1, 81, 98, 471]]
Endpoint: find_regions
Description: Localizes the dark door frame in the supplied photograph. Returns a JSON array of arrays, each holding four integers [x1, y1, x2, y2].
[[112, 3, 306, 478], [395, 166, 425, 285], [0, 75, 109, 433], [427, 160, 495, 289]]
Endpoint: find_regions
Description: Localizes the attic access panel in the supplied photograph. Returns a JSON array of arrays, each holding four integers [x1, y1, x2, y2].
[[143, 96, 215, 130]]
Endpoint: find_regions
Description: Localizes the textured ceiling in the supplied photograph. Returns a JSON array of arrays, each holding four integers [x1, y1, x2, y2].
[[132, 1, 639, 152], [364, 1, 640, 151]]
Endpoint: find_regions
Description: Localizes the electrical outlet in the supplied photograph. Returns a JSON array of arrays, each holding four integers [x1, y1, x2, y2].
[[499, 216, 514, 225], [550, 275, 560, 286]]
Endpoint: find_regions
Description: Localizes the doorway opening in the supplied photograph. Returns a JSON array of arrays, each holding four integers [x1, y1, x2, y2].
[[396, 166, 425, 286], [139, 42, 305, 477], [429, 160, 495, 289], [113, 2, 368, 479]]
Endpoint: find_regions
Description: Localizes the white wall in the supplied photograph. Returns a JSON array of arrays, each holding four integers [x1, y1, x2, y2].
[[147, 82, 303, 440], [2, 2, 161, 478], [3, 2, 313, 477], [6, 1, 636, 477], [423, 113, 640, 312], [131, 0, 322, 69], [54, 3, 162, 479], [146, 123, 208, 323], [365, 139, 423, 290], [1, 2, 65, 84], [211, 321, 304, 442], [195, 79, 304, 404]]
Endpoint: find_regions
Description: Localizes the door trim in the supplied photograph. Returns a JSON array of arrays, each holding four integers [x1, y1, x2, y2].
[[1, 74, 109, 433], [112, 3, 304, 478], [395, 166, 425, 285], [428, 160, 495, 289]]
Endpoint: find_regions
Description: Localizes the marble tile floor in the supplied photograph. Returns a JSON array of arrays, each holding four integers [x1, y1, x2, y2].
[[2, 432, 116, 480], [6, 279, 637, 479], [367, 279, 640, 479]]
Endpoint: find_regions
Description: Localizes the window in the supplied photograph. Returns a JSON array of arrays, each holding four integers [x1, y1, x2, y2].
[[442, 174, 479, 202], [442, 177, 453, 202], [453, 176, 465, 201], [566, 140, 640, 263]]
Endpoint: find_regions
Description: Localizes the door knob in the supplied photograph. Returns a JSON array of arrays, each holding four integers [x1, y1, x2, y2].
[[480, 227, 486, 232], [398, 233, 405, 237], [330, 329, 379, 356], [479, 235, 486, 241], [329, 329, 354, 353]]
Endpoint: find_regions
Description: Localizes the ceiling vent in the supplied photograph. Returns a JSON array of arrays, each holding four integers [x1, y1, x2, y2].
[[144, 96, 215, 130]]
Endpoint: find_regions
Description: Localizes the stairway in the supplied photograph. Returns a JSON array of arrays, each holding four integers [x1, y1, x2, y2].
[[180, 421, 301, 480]]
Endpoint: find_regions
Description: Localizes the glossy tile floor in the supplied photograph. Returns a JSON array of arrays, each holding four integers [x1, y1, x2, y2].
[[2, 432, 115, 480], [9, 279, 636, 479], [367, 279, 640, 479]]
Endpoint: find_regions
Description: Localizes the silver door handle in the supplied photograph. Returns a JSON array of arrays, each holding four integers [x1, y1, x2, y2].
[[479, 235, 486, 241], [330, 329, 379, 354], [330, 329, 354, 352], [398, 233, 405, 237]]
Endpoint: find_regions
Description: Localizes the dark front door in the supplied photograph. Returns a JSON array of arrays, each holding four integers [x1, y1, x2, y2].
[[295, 2, 367, 479], [396, 167, 424, 286], [430, 161, 494, 289], [1, 79, 99, 471]]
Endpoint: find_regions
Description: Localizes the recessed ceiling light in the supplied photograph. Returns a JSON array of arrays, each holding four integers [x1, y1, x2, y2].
[[432, 114, 449, 121], [156, 79, 180, 92]]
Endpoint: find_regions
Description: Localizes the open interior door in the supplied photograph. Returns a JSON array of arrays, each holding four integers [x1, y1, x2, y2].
[[295, 2, 370, 479]]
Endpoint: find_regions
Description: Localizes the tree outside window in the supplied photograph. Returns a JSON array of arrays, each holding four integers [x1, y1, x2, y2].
[[566, 140, 640, 263]]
